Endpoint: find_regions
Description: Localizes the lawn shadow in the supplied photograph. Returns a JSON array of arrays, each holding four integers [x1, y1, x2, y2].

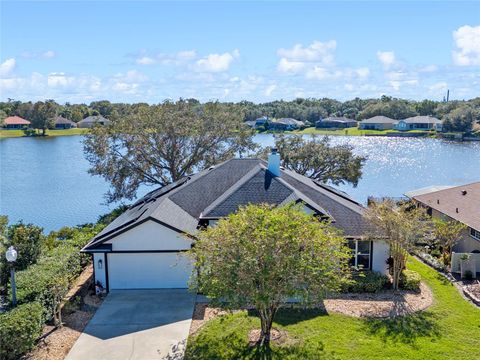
[[435, 273, 452, 286], [248, 307, 328, 327], [364, 311, 441, 347]]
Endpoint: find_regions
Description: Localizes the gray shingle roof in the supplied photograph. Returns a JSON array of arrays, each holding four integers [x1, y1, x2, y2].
[[402, 116, 442, 124], [361, 116, 398, 124], [82, 158, 374, 251]]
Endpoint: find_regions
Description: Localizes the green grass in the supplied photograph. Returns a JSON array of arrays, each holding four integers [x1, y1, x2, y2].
[[185, 258, 480, 360], [291, 128, 431, 136], [0, 128, 89, 138]]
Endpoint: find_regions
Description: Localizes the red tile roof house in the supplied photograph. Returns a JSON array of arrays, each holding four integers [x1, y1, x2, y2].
[[2, 116, 31, 129], [82, 151, 390, 292]]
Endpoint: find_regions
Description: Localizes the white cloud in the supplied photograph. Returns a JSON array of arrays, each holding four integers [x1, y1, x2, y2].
[[21, 50, 56, 59], [429, 82, 448, 91], [136, 56, 156, 65], [377, 51, 396, 67], [47, 72, 75, 87], [42, 50, 56, 59], [452, 25, 480, 66], [277, 58, 305, 73], [0, 58, 16, 77], [194, 50, 239, 73], [264, 84, 277, 96], [277, 40, 336, 64], [355, 67, 370, 78], [135, 50, 197, 65], [419, 65, 438, 73]]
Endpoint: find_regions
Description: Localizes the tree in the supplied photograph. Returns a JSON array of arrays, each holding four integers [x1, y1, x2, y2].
[[443, 105, 478, 133], [31, 100, 57, 135], [84, 100, 256, 203], [268, 134, 366, 187], [366, 201, 429, 290], [431, 218, 466, 267], [5, 222, 44, 271], [191, 203, 350, 345]]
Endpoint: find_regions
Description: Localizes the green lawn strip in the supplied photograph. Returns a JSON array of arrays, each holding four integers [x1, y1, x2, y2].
[[0, 128, 88, 138], [185, 257, 480, 360], [291, 128, 432, 136]]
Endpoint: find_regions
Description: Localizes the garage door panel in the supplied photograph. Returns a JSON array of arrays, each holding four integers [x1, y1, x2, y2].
[[108, 253, 192, 289]]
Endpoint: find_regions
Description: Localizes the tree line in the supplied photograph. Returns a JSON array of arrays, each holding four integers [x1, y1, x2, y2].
[[1, 96, 479, 133]]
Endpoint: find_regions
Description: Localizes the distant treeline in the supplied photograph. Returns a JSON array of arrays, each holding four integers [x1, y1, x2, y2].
[[1, 95, 479, 132]]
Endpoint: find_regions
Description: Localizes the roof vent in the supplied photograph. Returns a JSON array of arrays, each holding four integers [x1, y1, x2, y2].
[[208, 165, 215, 170], [437, 199, 440, 204], [456, 207, 459, 213], [461, 190, 467, 196]]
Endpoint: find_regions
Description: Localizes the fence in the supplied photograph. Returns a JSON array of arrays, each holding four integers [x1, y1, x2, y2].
[[451, 252, 480, 275]]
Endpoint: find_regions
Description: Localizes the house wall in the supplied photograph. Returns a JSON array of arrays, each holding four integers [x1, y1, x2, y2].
[[93, 253, 106, 288], [104, 220, 192, 251], [372, 240, 390, 275], [359, 123, 395, 130], [430, 209, 480, 253]]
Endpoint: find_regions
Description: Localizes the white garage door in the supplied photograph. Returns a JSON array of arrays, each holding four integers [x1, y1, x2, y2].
[[107, 252, 193, 289]]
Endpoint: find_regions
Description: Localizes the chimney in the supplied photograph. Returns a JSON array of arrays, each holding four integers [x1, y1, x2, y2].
[[268, 148, 281, 176]]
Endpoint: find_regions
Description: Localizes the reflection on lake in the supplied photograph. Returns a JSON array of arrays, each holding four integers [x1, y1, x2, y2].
[[1, 134, 479, 232]]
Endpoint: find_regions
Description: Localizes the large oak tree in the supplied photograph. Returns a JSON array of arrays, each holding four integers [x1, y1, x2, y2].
[[83, 100, 256, 203]]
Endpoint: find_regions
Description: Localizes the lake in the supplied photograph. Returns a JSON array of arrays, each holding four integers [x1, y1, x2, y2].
[[1, 134, 479, 232]]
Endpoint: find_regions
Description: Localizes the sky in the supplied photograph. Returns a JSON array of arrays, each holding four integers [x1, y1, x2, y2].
[[0, 1, 479, 104]]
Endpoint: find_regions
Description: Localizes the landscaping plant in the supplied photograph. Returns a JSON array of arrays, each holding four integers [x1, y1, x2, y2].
[[431, 218, 466, 268], [191, 203, 350, 345]]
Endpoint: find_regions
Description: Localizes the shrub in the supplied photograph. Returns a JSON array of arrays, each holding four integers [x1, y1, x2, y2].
[[0, 302, 44, 360], [463, 270, 473, 280], [342, 271, 390, 293], [400, 269, 421, 291]]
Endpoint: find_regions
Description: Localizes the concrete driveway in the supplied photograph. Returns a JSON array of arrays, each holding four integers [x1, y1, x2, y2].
[[66, 289, 196, 360]]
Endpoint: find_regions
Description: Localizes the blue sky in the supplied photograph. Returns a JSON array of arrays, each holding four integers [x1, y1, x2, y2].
[[1, 1, 479, 103]]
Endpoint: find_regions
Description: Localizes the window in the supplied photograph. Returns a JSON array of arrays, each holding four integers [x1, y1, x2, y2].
[[470, 228, 480, 241], [347, 240, 372, 270]]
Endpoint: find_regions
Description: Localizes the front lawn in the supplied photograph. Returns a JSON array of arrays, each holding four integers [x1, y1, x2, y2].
[[185, 258, 480, 360], [0, 128, 88, 138]]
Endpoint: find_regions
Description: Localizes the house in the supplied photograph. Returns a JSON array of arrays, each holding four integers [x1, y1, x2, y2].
[[395, 116, 443, 131], [271, 118, 305, 131], [244, 120, 257, 128], [82, 152, 390, 291], [53, 116, 77, 129], [254, 116, 269, 129], [77, 115, 111, 128], [406, 182, 480, 253], [359, 116, 397, 130], [2, 116, 31, 129], [316, 117, 357, 129]]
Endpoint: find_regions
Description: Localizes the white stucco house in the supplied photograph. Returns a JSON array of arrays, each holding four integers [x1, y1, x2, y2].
[[82, 151, 390, 291]]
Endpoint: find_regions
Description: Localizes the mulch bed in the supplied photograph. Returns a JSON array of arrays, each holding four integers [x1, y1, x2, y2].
[[189, 282, 434, 336], [22, 265, 104, 360]]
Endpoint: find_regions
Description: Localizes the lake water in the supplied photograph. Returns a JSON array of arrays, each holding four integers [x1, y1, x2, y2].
[[1, 134, 479, 232]]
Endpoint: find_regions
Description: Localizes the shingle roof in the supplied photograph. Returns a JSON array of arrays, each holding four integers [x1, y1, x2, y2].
[[321, 117, 356, 123], [53, 116, 76, 125], [78, 115, 110, 124], [82, 158, 375, 251], [361, 116, 398, 124], [402, 116, 442, 124], [412, 182, 480, 231], [2, 116, 31, 125]]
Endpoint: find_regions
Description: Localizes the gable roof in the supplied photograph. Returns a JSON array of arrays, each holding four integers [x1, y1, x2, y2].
[[82, 158, 375, 251], [320, 117, 356, 123], [53, 116, 76, 125], [78, 115, 110, 124], [2, 116, 31, 125], [402, 116, 442, 124], [361, 116, 398, 124], [274, 118, 305, 126], [412, 182, 480, 230]]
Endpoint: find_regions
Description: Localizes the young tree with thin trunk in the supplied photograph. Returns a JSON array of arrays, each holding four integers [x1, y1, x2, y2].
[[366, 201, 429, 290], [432, 218, 466, 267], [191, 203, 350, 345]]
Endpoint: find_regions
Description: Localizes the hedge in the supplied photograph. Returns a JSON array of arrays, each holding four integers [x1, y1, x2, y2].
[[0, 302, 44, 360], [342, 271, 390, 293], [400, 269, 421, 292], [12, 225, 100, 321]]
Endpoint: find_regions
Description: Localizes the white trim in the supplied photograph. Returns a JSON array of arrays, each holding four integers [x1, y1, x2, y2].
[[470, 227, 480, 241]]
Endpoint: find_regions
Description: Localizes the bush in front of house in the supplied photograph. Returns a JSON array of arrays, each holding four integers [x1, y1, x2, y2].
[[342, 271, 390, 293], [399, 269, 421, 291], [0, 302, 44, 360], [13, 225, 99, 321]]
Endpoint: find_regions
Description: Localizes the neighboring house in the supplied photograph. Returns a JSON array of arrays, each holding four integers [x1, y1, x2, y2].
[[53, 116, 77, 129], [270, 118, 305, 131], [244, 120, 257, 128], [359, 116, 397, 130], [77, 115, 111, 128], [2, 116, 31, 129], [316, 117, 357, 129], [406, 182, 480, 253], [395, 116, 443, 131], [82, 152, 390, 291], [254, 116, 269, 129]]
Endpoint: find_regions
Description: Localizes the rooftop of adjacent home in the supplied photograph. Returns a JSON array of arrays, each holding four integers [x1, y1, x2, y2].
[[402, 116, 442, 124], [2, 116, 31, 125], [410, 182, 480, 230], [360, 116, 397, 124]]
